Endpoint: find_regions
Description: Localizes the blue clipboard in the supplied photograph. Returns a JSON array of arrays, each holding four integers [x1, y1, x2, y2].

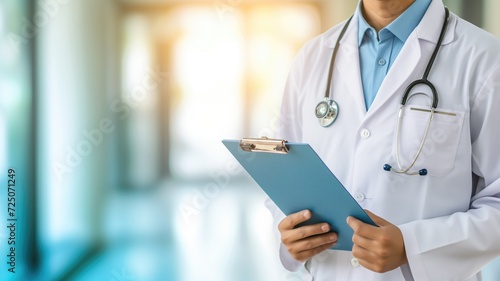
[[222, 137, 376, 251]]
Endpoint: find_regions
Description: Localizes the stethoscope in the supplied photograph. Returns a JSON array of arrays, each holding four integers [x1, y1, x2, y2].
[[316, 7, 450, 176]]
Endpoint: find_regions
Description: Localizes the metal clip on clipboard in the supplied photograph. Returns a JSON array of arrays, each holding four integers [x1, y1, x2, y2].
[[239, 137, 289, 154]]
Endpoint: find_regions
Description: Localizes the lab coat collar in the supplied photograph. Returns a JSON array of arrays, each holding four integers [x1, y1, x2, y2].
[[366, 0, 457, 119], [415, 0, 456, 46], [319, 0, 457, 118], [323, 6, 361, 50]]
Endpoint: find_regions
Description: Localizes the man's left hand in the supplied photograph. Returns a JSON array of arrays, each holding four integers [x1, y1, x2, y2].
[[346, 210, 408, 273]]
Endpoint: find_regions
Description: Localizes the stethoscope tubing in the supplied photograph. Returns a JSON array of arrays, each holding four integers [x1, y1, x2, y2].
[[323, 16, 353, 101], [391, 7, 450, 175], [317, 6, 451, 176], [400, 7, 450, 108]]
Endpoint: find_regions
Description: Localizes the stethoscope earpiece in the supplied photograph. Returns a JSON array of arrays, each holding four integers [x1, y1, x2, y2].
[[383, 164, 428, 176], [418, 169, 428, 176]]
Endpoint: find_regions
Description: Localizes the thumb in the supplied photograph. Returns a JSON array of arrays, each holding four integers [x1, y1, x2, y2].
[[365, 210, 388, 227]]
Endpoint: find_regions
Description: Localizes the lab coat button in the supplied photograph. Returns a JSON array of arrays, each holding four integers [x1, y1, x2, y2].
[[360, 129, 371, 139], [351, 258, 360, 267], [355, 192, 365, 202]]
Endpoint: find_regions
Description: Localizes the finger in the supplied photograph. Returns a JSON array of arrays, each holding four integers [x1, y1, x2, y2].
[[284, 232, 337, 262], [347, 216, 380, 239], [278, 210, 312, 231], [292, 241, 337, 262], [351, 232, 373, 250], [281, 222, 333, 245], [352, 243, 374, 261], [293, 232, 338, 251], [352, 243, 382, 271], [355, 256, 379, 273], [353, 243, 391, 274]]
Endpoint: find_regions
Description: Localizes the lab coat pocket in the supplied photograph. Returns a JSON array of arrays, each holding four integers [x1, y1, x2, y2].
[[390, 105, 465, 177]]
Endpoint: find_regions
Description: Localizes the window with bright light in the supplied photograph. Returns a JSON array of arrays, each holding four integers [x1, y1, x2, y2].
[[164, 3, 321, 179], [120, 3, 320, 181]]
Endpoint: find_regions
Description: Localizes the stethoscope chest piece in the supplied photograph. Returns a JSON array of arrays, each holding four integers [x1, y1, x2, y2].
[[315, 98, 339, 127]]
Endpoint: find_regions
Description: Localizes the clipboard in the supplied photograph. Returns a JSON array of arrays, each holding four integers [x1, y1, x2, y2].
[[222, 137, 376, 251]]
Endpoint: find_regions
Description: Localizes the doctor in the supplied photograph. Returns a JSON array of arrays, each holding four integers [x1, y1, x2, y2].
[[266, 0, 500, 280]]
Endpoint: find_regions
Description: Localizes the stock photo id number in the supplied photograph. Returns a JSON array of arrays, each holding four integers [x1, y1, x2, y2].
[[6, 169, 17, 274]]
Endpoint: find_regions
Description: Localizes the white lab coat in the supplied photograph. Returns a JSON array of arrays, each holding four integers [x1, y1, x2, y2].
[[266, 0, 500, 280]]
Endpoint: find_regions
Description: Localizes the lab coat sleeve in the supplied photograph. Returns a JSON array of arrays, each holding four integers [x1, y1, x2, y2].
[[399, 63, 500, 280], [274, 42, 306, 142], [265, 41, 310, 272], [264, 198, 306, 272]]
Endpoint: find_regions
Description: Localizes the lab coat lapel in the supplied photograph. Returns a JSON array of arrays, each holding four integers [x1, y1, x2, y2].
[[365, 0, 452, 119], [365, 33, 423, 118], [334, 16, 367, 118]]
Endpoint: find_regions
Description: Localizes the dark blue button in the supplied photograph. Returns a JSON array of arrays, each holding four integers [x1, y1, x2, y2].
[[383, 164, 392, 171], [419, 169, 428, 176]]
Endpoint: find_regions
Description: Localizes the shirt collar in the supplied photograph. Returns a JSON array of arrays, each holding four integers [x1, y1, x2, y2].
[[357, 3, 373, 45], [357, 0, 432, 45]]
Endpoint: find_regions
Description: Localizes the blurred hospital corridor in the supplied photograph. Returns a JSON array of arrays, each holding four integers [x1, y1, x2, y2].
[[1, 0, 500, 280], [68, 178, 292, 281]]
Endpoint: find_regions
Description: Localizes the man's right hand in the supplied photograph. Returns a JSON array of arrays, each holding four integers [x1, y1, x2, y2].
[[278, 210, 338, 262]]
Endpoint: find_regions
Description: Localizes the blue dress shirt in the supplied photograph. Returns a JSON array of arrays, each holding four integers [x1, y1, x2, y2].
[[358, 0, 432, 109]]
